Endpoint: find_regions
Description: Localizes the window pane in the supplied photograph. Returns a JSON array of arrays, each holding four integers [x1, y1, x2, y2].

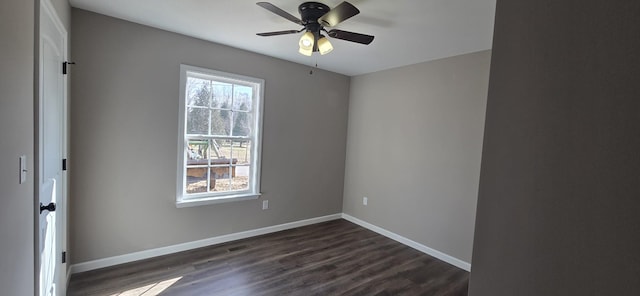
[[232, 140, 251, 165], [210, 165, 233, 184], [211, 139, 233, 163], [211, 176, 232, 192], [186, 139, 210, 195], [201, 139, 217, 160], [210, 140, 231, 193], [186, 77, 210, 107], [186, 108, 209, 135], [209, 139, 236, 193], [210, 110, 231, 135], [186, 177, 208, 194], [187, 140, 208, 161], [232, 111, 252, 137], [233, 165, 250, 191], [212, 83, 232, 109], [233, 85, 252, 111], [186, 167, 209, 194], [209, 166, 248, 192]]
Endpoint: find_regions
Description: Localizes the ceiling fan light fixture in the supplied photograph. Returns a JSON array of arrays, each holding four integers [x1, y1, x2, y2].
[[298, 46, 313, 56], [299, 31, 315, 50], [257, 1, 374, 57], [317, 35, 333, 55]]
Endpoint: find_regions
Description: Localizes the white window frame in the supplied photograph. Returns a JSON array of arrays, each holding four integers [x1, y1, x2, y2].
[[176, 64, 264, 207]]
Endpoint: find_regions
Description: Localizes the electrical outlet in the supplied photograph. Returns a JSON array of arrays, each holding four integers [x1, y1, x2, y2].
[[262, 200, 269, 210], [363, 197, 368, 206]]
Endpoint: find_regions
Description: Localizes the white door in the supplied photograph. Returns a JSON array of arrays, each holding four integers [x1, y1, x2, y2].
[[39, 1, 67, 296]]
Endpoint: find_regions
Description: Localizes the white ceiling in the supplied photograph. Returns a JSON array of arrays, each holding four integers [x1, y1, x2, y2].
[[69, 0, 496, 76]]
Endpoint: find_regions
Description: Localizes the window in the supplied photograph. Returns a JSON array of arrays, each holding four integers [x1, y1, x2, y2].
[[177, 65, 264, 207]]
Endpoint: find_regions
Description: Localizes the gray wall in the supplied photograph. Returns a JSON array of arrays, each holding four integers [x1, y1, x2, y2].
[[342, 51, 490, 263], [0, 1, 35, 294], [70, 9, 349, 264], [469, 0, 640, 295]]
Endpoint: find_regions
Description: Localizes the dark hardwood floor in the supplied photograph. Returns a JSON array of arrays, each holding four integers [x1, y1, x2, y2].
[[68, 219, 468, 296]]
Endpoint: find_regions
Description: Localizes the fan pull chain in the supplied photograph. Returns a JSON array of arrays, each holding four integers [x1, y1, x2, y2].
[[309, 59, 318, 75]]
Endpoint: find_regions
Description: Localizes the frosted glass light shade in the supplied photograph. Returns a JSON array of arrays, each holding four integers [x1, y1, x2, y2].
[[318, 36, 333, 55], [298, 46, 313, 56], [298, 31, 315, 50]]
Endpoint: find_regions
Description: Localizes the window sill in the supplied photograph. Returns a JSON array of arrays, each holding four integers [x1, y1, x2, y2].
[[176, 193, 261, 208]]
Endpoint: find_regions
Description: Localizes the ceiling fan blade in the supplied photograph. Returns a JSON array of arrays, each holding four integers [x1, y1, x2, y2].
[[256, 30, 301, 37], [318, 1, 360, 27], [328, 29, 374, 45], [256, 2, 303, 25]]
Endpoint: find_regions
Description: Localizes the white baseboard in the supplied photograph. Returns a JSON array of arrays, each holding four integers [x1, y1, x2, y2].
[[341, 213, 471, 271], [70, 213, 470, 274], [69, 213, 342, 274]]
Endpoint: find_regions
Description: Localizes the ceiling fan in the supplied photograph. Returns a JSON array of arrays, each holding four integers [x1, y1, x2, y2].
[[256, 1, 375, 56]]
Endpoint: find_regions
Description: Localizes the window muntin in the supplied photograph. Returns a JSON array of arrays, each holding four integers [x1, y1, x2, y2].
[[177, 65, 263, 206]]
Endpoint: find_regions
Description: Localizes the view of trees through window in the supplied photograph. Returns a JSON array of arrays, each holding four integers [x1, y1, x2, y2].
[[184, 76, 254, 195], [185, 77, 252, 137]]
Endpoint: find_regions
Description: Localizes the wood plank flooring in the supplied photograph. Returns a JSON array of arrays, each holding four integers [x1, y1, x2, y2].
[[68, 219, 468, 296]]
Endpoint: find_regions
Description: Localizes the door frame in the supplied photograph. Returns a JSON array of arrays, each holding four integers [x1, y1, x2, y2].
[[35, 0, 68, 295]]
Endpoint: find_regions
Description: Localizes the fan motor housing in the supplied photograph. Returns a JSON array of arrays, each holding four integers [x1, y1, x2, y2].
[[298, 2, 330, 25]]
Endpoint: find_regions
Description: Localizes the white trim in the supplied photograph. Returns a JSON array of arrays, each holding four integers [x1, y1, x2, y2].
[[42, 0, 68, 37], [341, 214, 471, 271], [69, 214, 342, 274], [39, 1, 69, 295], [65, 268, 72, 291], [176, 193, 260, 208]]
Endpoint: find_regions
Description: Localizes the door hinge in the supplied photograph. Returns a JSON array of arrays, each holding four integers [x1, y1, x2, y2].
[[62, 61, 75, 75], [62, 158, 67, 171], [62, 251, 66, 264]]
